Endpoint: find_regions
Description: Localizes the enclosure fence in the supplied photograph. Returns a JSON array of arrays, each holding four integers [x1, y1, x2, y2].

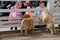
[[0, 0, 59, 31]]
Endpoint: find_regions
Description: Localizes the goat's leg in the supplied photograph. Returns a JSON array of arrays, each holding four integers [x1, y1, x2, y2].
[[30, 26, 33, 34], [25, 27, 29, 36], [53, 27, 56, 34], [21, 26, 23, 35], [50, 29, 54, 35], [48, 28, 54, 35], [47, 25, 54, 35]]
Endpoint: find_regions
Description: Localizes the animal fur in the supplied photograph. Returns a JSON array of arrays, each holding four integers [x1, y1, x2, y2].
[[42, 10, 56, 34], [21, 14, 34, 36]]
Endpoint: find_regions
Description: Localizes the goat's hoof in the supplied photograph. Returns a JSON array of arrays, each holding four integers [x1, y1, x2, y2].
[[51, 32, 54, 35]]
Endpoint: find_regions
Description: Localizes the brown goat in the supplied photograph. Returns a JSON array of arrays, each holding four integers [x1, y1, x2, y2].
[[21, 14, 34, 36]]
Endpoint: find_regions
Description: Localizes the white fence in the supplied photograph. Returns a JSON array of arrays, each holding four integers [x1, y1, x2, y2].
[[0, 0, 60, 31]]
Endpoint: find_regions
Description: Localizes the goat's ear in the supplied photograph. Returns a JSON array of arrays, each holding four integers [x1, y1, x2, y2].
[[22, 14, 26, 18]]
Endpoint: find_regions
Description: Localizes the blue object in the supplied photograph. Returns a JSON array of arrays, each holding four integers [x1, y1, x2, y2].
[[34, 25, 46, 28]]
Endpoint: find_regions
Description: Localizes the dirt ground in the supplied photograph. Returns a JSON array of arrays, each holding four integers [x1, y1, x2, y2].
[[0, 30, 60, 40]]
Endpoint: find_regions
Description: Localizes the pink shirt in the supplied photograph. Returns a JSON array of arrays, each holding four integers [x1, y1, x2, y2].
[[9, 5, 21, 23], [9, 5, 20, 17]]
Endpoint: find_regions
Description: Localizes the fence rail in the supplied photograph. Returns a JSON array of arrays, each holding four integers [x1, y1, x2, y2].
[[0, 9, 60, 29], [0, 8, 40, 12]]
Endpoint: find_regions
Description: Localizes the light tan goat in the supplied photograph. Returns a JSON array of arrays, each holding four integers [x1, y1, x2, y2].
[[42, 10, 56, 34]]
